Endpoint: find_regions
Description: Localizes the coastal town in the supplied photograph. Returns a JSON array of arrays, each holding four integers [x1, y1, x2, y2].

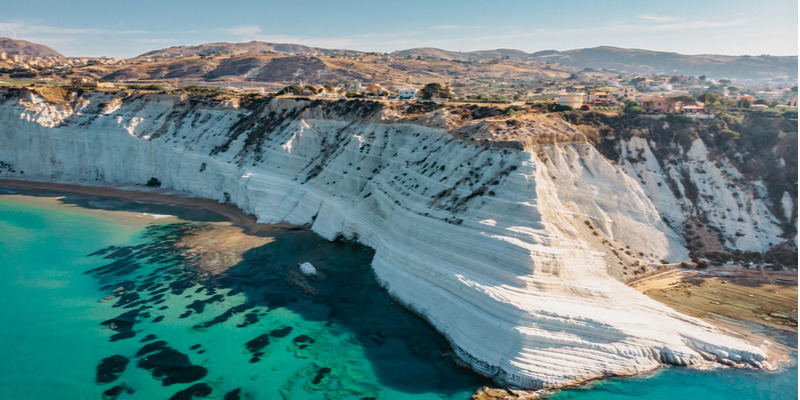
[[1, 40, 797, 120]]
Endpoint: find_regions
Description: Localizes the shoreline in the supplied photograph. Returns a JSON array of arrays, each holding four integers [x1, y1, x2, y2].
[[2, 178, 797, 395], [631, 267, 798, 366], [0, 179, 298, 235]]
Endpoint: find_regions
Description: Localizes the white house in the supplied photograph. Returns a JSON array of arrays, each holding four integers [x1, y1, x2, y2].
[[610, 87, 637, 101], [398, 88, 420, 100], [557, 92, 585, 108], [647, 83, 673, 91]]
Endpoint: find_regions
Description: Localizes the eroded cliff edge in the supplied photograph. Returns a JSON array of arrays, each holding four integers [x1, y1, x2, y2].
[[0, 89, 792, 389]]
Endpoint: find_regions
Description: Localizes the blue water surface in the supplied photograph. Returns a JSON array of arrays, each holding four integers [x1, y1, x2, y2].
[[0, 190, 796, 400]]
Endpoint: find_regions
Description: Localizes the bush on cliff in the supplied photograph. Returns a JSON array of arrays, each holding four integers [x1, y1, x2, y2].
[[146, 177, 161, 187]]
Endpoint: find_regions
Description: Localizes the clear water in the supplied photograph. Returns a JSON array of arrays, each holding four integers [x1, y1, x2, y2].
[[0, 190, 796, 400]]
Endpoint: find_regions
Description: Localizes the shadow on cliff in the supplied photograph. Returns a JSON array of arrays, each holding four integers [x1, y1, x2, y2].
[[218, 229, 491, 395]]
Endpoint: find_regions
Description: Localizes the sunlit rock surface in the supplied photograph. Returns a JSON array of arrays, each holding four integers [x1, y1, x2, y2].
[[0, 90, 775, 389]]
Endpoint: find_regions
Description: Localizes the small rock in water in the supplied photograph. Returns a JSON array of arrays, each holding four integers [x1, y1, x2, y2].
[[110, 330, 136, 342], [245, 334, 270, 353], [102, 385, 124, 400], [141, 334, 158, 342], [269, 326, 293, 338], [96, 355, 129, 384], [299, 262, 317, 276], [168, 383, 212, 400], [224, 389, 242, 400]]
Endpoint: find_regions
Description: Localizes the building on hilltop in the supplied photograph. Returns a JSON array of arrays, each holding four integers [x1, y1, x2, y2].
[[557, 91, 585, 108], [610, 87, 637, 101], [397, 88, 419, 100], [638, 97, 681, 114], [349, 81, 364, 93], [71, 77, 97, 87], [586, 91, 609, 105]]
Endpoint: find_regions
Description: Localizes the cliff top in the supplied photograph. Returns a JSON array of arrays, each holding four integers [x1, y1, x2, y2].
[[5, 87, 588, 150]]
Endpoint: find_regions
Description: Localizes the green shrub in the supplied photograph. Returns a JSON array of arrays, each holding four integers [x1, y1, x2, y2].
[[127, 84, 165, 91], [146, 177, 162, 187]]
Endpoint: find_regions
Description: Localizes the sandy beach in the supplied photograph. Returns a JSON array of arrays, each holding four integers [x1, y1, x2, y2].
[[0, 179, 295, 235]]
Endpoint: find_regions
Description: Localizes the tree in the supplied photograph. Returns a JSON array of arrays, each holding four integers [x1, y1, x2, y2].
[[277, 85, 303, 95], [146, 177, 162, 187], [697, 92, 724, 115], [667, 95, 697, 105], [669, 75, 681, 84], [718, 129, 740, 140], [623, 100, 643, 116], [420, 83, 452, 100], [738, 98, 752, 109], [699, 75, 707, 81], [697, 92, 721, 104], [719, 79, 732, 85]]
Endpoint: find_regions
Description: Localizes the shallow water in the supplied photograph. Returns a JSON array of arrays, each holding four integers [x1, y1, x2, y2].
[[0, 190, 796, 400]]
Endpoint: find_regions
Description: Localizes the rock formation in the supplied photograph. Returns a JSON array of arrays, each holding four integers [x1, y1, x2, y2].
[[0, 89, 782, 389]]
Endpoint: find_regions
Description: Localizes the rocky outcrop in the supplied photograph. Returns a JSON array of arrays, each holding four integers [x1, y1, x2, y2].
[[0, 90, 774, 389]]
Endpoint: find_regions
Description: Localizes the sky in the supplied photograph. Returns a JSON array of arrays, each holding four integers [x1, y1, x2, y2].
[[1, 0, 797, 58]]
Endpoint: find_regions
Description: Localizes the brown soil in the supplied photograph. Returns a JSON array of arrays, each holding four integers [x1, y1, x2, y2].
[[631, 267, 798, 365]]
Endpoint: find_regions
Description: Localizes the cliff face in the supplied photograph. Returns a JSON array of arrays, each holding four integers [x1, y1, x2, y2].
[[0, 90, 781, 389]]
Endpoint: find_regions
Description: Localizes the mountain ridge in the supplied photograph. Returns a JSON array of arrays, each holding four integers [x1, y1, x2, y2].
[[0, 37, 64, 58]]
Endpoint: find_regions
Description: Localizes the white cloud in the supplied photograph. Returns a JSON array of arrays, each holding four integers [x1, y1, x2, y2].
[[227, 25, 262, 36], [638, 14, 676, 22], [431, 25, 462, 30]]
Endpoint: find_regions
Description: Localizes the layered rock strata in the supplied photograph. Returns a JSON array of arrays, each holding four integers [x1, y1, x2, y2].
[[0, 90, 773, 389]]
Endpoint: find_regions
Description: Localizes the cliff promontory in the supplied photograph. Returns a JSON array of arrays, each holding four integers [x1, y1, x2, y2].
[[0, 89, 791, 389]]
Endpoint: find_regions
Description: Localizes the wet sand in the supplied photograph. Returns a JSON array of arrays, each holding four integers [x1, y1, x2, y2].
[[631, 267, 798, 365], [0, 179, 294, 234]]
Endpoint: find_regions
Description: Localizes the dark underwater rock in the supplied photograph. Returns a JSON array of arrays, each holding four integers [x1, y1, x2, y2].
[[168, 383, 212, 400], [102, 385, 123, 400], [110, 330, 136, 341], [224, 388, 242, 400], [245, 334, 270, 353], [138, 348, 207, 386], [96, 355, 129, 384], [270, 326, 293, 338]]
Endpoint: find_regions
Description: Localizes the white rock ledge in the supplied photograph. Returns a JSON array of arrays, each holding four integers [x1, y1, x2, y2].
[[0, 92, 768, 389]]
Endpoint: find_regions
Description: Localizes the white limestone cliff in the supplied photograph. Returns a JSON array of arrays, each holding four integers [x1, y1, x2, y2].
[[0, 90, 774, 389]]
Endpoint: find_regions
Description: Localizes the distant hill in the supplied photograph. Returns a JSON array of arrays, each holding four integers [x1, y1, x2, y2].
[[394, 45, 797, 79], [524, 46, 798, 79], [392, 47, 473, 61], [0, 37, 63, 58], [137, 41, 363, 58], [391, 47, 528, 61]]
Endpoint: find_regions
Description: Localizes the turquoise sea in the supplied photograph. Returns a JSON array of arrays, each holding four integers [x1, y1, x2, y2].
[[0, 189, 796, 400]]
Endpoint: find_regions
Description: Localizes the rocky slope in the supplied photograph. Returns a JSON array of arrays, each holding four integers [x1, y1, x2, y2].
[[0, 37, 64, 58], [0, 89, 783, 389]]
